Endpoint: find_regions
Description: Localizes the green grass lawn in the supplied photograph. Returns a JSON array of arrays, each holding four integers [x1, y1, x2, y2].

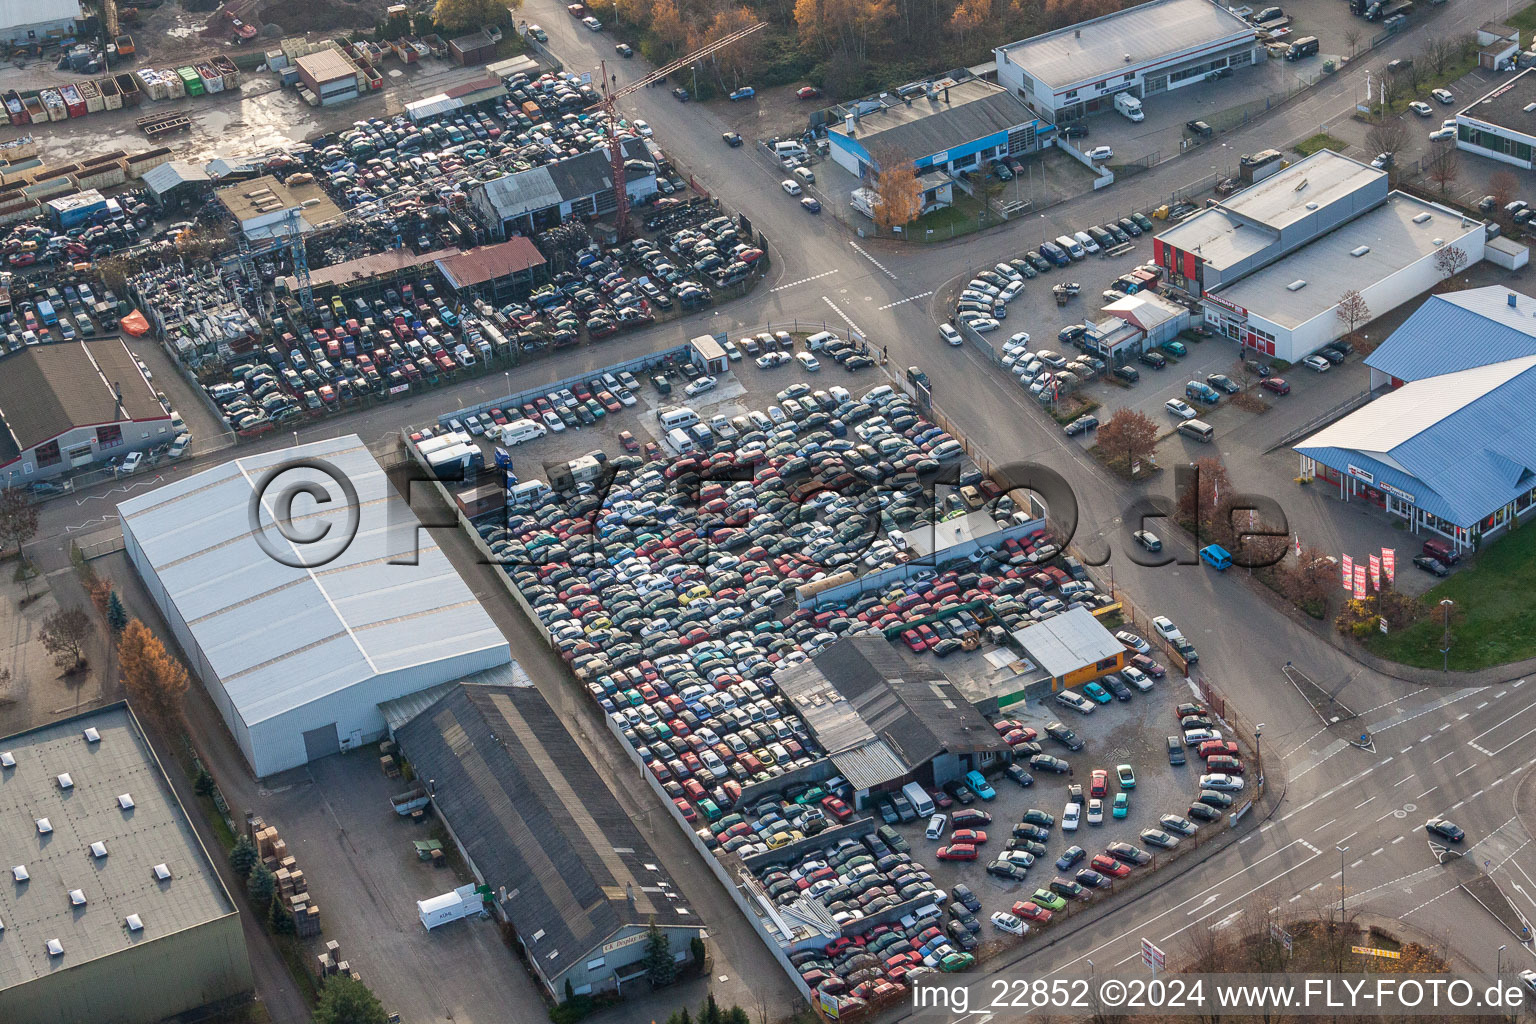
[[909, 193, 997, 241], [1506, 3, 1536, 40], [1365, 523, 1536, 670], [1296, 133, 1349, 157]]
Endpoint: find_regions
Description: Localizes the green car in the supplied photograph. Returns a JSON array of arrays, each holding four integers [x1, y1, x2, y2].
[[1084, 682, 1112, 704], [940, 951, 976, 972], [1117, 764, 1137, 789], [1032, 889, 1068, 911], [1161, 339, 1188, 357], [1113, 792, 1129, 819]]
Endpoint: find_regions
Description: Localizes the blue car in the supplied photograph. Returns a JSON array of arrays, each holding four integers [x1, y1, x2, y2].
[[1084, 682, 1113, 704], [965, 770, 996, 800], [729, 86, 756, 101]]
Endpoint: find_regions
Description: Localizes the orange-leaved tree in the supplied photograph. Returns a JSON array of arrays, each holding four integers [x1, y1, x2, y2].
[[118, 618, 190, 726], [871, 152, 923, 230]]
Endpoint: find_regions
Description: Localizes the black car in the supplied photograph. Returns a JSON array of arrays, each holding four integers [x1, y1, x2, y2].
[[1058, 323, 1088, 345], [615, 42, 634, 56], [1112, 365, 1140, 384], [1207, 373, 1241, 394], [1030, 753, 1070, 773], [1005, 764, 1034, 787], [1106, 841, 1153, 865], [1064, 414, 1099, 436], [1025, 252, 1052, 272], [1413, 555, 1450, 577], [1479, 195, 1499, 214], [1167, 736, 1187, 765], [1045, 721, 1084, 750], [1197, 789, 1234, 809], [1117, 216, 1143, 237], [672, 87, 690, 101], [1057, 845, 1086, 870], [1185, 119, 1214, 136], [1316, 346, 1347, 364], [1061, 123, 1089, 138], [1105, 676, 1133, 701], [1139, 350, 1167, 369], [987, 860, 1029, 880], [944, 780, 976, 804], [1425, 817, 1465, 842], [952, 883, 982, 912], [722, 131, 743, 147]]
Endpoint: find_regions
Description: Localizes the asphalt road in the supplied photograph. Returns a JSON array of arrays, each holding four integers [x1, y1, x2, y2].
[[32, 0, 1536, 1013]]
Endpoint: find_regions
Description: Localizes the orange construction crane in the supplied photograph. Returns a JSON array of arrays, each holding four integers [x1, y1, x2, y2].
[[590, 21, 765, 240]]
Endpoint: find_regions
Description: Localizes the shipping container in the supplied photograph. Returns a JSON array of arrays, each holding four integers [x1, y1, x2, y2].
[[60, 84, 86, 118], [78, 80, 103, 113], [4, 92, 25, 125], [196, 62, 224, 93], [115, 73, 142, 106]]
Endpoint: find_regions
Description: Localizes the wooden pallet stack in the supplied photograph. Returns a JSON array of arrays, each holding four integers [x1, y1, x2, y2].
[[248, 814, 322, 937], [315, 939, 364, 986]]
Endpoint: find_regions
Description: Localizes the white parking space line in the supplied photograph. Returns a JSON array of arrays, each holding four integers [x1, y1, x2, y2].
[[1418, 786, 1438, 799], [1354, 796, 1375, 809], [1456, 763, 1478, 776], [1392, 836, 1405, 844], [1313, 817, 1336, 832]]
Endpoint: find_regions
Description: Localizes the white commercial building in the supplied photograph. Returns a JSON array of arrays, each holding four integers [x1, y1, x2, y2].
[[118, 434, 510, 776], [995, 0, 1260, 124], [0, 0, 81, 47], [1455, 66, 1536, 170]]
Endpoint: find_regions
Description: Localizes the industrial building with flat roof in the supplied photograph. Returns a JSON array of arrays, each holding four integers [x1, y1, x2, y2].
[[469, 141, 657, 239], [393, 680, 701, 999], [0, 705, 251, 1024], [1455, 66, 1536, 169], [995, 0, 1259, 123], [777, 637, 1007, 801], [826, 73, 1049, 181], [0, 338, 174, 488], [1010, 606, 1130, 695], [117, 434, 511, 776], [1153, 150, 1485, 361], [217, 174, 342, 240], [1296, 286, 1536, 551]]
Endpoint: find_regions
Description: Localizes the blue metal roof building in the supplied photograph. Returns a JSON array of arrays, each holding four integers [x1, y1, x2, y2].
[[1364, 285, 1536, 387], [1297, 348, 1536, 550]]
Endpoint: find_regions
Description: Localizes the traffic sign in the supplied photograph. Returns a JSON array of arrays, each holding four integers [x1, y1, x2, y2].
[[1269, 922, 1293, 953], [1352, 946, 1401, 960], [1141, 937, 1166, 973]]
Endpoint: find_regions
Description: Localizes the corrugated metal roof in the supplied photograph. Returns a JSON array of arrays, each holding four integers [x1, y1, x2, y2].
[[0, 705, 237, 991], [1296, 355, 1536, 526], [0, 0, 79, 28], [1156, 208, 1277, 272], [475, 166, 562, 219], [378, 662, 532, 733], [0, 339, 166, 451], [395, 683, 696, 984], [998, 0, 1254, 91], [1010, 606, 1125, 678], [141, 160, 212, 195], [1220, 150, 1382, 233], [836, 83, 1037, 164], [435, 237, 546, 289], [1365, 285, 1536, 381], [116, 434, 509, 727]]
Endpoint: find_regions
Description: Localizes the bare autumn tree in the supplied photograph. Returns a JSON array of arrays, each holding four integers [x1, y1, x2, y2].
[[869, 150, 923, 230], [38, 606, 92, 672], [1490, 169, 1519, 211], [1335, 288, 1372, 337], [1427, 141, 1459, 194], [1344, 25, 1361, 58], [1365, 120, 1408, 162], [1421, 35, 1456, 76], [1432, 243, 1469, 290], [1177, 456, 1235, 544], [1095, 408, 1159, 473]]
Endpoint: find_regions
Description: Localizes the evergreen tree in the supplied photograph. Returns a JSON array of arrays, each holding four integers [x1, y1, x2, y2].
[[247, 862, 276, 908], [313, 975, 389, 1024], [106, 591, 128, 639], [643, 921, 678, 987], [229, 834, 257, 879]]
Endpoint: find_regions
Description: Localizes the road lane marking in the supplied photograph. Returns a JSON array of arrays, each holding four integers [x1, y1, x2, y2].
[[1310, 883, 1323, 890], [1354, 797, 1375, 809], [850, 241, 897, 280], [770, 269, 837, 292], [1420, 735, 1432, 743], [1459, 713, 1470, 720], [1479, 702, 1490, 709], [1417, 786, 1438, 798], [1433, 751, 1455, 764], [1457, 763, 1478, 776], [1371, 847, 1384, 856], [820, 295, 863, 335], [1313, 818, 1336, 832], [1395, 774, 1415, 786], [1350, 859, 1364, 868], [877, 291, 932, 311], [1392, 836, 1405, 844]]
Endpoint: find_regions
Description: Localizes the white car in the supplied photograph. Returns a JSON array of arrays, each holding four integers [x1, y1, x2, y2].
[[781, 179, 802, 196], [995, 262, 1023, 281], [1303, 354, 1331, 372], [1116, 630, 1150, 653], [1429, 126, 1456, 141], [632, 119, 653, 138], [925, 813, 947, 839], [1062, 802, 1081, 832], [1432, 88, 1455, 104], [1152, 615, 1184, 642], [966, 279, 1001, 297], [1000, 280, 1025, 302], [685, 375, 717, 396], [991, 911, 1030, 936], [120, 450, 144, 475], [969, 317, 1000, 334], [939, 323, 963, 346], [582, 14, 602, 29], [1200, 773, 1246, 792], [542, 410, 566, 433], [1086, 145, 1114, 161], [1409, 100, 1433, 116], [1005, 331, 1031, 350], [1086, 798, 1104, 824], [795, 352, 821, 371], [1121, 666, 1153, 692], [1165, 398, 1198, 420]]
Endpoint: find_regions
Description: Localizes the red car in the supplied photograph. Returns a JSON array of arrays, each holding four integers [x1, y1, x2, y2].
[[952, 809, 992, 828], [1090, 854, 1132, 878], [797, 85, 821, 99], [936, 843, 977, 861], [673, 798, 697, 821], [1090, 769, 1109, 799], [1011, 900, 1054, 923], [1131, 653, 1166, 678], [821, 795, 853, 820], [9, 252, 34, 266], [950, 828, 988, 845], [620, 430, 640, 452], [1260, 377, 1290, 395], [902, 629, 929, 653]]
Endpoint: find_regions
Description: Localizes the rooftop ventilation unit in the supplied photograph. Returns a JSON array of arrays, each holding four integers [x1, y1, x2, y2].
[[0, 751, 14, 768], [1433, 237, 1445, 246], [57, 772, 73, 789], [117, 793, 134, 810], [1305, 201, 1319, 210], [1512, 292, 1520, 308], [69, 889, 86, 906], [1351, 245, 1370, 256], [1413, 212, 1432, 224], [1287, 280, 1308, 291], [46, 939, 63, 957], [12, 865, 28, 882], [126, 914, 143, 932], [1294, 177, 1309, 191], [153, 863, 171, 881], [83, 727, 100, 743], [90, 841, 107, 859], [36, 817, 52, 834]]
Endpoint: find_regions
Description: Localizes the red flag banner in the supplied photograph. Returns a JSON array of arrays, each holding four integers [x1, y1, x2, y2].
[[1369, 555, 1381, 590], [1382, 548, 1395, 583], [1353, 563, 1367, 600], [1342, 554, 1354, 591]]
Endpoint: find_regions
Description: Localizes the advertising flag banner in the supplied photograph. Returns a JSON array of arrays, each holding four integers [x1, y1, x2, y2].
[[1382, 548, 1396, 583], [1342, 554, 1354, 591], [1295, 535, 1302, 557], [1353, 563, 1367, 600], [1369, 555, 1381, 590]]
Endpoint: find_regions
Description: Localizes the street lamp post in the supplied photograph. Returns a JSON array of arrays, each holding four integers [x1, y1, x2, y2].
[[1255, 723, 1265, 791], [1337, 844, 1348, 923], [1498, 943, 1507, 981]]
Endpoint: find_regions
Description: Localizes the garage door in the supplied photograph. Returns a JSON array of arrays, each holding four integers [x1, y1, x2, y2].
[[302, 724, 340, 763]]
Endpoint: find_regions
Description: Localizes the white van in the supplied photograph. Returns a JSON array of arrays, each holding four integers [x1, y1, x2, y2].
[[1055, 235, 1086, 260], [1073, 230, 1100, 254], [509, 479, 551, 505], [903, 781, 936, 817], [862, 384, 896, 406], [805, 330, 837, 352], [659, 405, 700, 430], [773, 140, 808, 161], [500, 418, 547, 444], [666, 427, 695, 452]]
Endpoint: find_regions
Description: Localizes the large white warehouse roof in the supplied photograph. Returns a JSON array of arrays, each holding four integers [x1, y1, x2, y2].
[[118, 435, 508, 736]]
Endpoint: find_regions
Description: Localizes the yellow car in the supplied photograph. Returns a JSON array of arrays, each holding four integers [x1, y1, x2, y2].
[[679, 584, 710, 605]]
